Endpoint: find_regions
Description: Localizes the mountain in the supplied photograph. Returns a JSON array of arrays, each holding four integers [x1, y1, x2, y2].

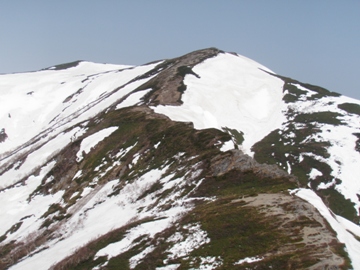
[[0, 48, 360, 269]]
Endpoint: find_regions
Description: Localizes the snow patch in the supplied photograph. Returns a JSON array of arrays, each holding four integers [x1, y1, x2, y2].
[[152, 53, 286, 156], [154, 141, 161, 149], [195, 256, 223, 269], [156, 265, 180, 270], [76, 127, 118, 162], [220, 140, 235, 152], [129, 245, 155, 269], [317, 179, 336, 190], [0, 161, 59, 243], [234, 256, 264, 265], [166, 223, 210, 262], [116, 89, 152, 110], [72, 170, 83, 180], [309, 168, 322, 180], [95, 218, 170, 260]]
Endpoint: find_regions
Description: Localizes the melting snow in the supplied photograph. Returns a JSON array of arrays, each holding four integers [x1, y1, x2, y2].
[[0, 161, 60, 243], [234, 256, 264, 265], [153, 53, 286, 156], [116, 88, 152, 110], [166, 223, 210, 262], [156, 265, 180, 270], [95, 219, 169, 260], [288, 88, 360, 215], [9, 159, 204, 270], [220, 140, 235, 152], [0, 62, 153, 155], [76, 127, 118, 162], [194, 256, 223, 269], [0, 126, 86, 187], [309, 168, 322, 180], [72, 170, 83, 180], [129, 245, 155, 269]]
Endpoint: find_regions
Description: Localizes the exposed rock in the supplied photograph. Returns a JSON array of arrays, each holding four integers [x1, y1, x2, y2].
[[138, 47, 222, 106], [236, 193, 345, 269], [210, 149, 297, 182]]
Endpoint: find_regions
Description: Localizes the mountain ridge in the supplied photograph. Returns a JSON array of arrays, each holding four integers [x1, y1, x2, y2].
[[0, 48, 359, 269]]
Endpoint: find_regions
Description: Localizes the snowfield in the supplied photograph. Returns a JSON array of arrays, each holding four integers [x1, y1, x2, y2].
[[153, 53, 286, 156], [0, 61, 160, 189], [0, 62, 128, 155]]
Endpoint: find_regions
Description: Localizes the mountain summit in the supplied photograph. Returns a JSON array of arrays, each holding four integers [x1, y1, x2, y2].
[[0, 48, 360, 269]]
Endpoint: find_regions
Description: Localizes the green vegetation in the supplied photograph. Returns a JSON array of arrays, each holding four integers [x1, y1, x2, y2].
[[338, 102, 360, 116], [252, 125, 331, 186], [317, 187, 358, 223], [52, 217, 155, 270], [271, 73, 340, 102], [49, 102, 328, 269], [253, 129, 359, 223], [293, 155, 333, 187], [222, 127, 244, 145], [186, 200, 286, 268], [252, 114, 358, 224], [177, 200, 315, 269], [195, 170, 296, 198], [189, 173, 295, 266], [354, 133, 360, 153], [283, 83, 307, 103], [41, 203, 65, 219], [298, 82, 341, 100], [45, 60, 82, 71], [294, 111, 343, 125]]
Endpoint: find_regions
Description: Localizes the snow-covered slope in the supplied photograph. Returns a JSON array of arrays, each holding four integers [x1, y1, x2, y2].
[[1, 61, 128, 153], [153, 50, 360, 223], [0, 48, 360, 269], [0, 60, 160, 188], [153, 51, 360, 268], [154, 53, 286, 156]]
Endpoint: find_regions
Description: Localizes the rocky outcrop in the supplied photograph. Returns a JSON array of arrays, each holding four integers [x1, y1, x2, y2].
[[210, 149, 298, 183], [138, 47, 222, 106], [236, 193, 346, 269]]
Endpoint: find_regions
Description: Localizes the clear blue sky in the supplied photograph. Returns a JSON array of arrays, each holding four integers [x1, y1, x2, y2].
[[1, 1, 359, 99]]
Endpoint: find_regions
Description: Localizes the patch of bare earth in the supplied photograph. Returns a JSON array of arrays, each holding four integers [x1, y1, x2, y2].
[[235, 193, 346, 269]]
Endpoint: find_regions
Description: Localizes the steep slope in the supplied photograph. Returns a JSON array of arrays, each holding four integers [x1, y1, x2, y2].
[[152, 52, 286, 156], [0, 48, 359, 269], [253, 76, 360, 223]]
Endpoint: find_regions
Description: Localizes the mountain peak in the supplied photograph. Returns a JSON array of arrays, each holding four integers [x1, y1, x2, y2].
[[0, 48, 360, 269]]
